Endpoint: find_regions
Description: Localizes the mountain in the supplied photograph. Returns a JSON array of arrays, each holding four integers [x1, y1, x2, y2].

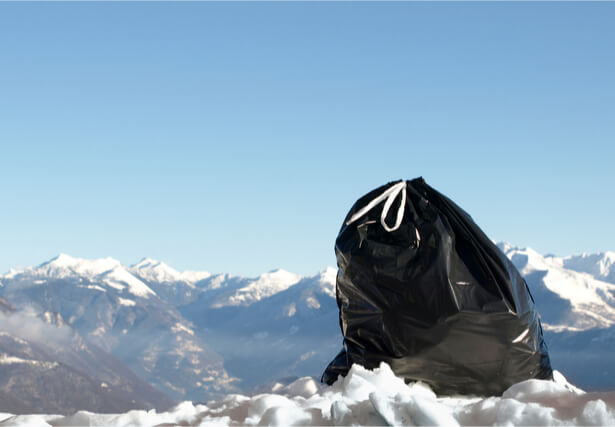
[[2, 245, 615, 414], [497, 243, 615, 390], [560, 251, 615, 285], [130, 258, 211, 284], [180, 267, 340, 389], [497, 243, 615, 331], [15, 253, 157, 298], [0, 256, 239, 404], [208, 269, 302, 308], [128, 259, 211, 306], [0, 297, 174, 414]]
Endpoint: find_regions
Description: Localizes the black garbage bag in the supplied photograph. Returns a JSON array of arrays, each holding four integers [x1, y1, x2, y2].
[[322, 178, 552, 396]]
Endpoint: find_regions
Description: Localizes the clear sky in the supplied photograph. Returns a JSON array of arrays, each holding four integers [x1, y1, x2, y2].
[[1, 2, 614, 277]]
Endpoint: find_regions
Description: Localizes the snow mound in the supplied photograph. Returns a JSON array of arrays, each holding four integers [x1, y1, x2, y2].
[[2, 363, 614, 426]]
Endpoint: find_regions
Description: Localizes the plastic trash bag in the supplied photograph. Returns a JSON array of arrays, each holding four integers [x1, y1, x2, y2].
[[322, 178, 552, 396]]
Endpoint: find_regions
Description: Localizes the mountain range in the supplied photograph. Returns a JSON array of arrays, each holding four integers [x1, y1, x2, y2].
[[1, 244, 614, 413]]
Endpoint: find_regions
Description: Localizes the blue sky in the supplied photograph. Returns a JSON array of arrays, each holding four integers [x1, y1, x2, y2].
[[1, 3, 614, 276]]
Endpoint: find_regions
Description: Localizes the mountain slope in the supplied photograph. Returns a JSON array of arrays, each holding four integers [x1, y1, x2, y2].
[[497, 243, 615, 390], [2, 244, 615, 412], [180, 268, 340, 388], [0, 298, 174, 414], [0, 259, 238, 403], [497, 243, 615, 331], [559, 251, 615, 284]]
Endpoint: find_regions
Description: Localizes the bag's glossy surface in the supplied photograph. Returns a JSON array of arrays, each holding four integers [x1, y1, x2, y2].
[[322, 178, 552, 396]]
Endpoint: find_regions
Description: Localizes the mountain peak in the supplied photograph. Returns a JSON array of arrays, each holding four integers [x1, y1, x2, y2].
[[132, 258, 162, 269], [311, 267, 337, 298], [48, 253, 78, 266], [562, 251, 615, 285], [211, 269, 302, 308], [601, 251, 615, 262], [15, 254, 156, 299], [38, 254, 121, 277], [262, 268, 297, 279], [129, 258, 210, 284]]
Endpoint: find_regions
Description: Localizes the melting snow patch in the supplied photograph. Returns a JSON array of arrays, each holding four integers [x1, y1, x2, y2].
[[117, 297, 136, 307], [305, 296, 320, 309], [285, 303, 297, 317], [2, 363, 614, 426], [171, 323, 195, 336], [77, 284, 106, 292], [0, 354, 58, 369]]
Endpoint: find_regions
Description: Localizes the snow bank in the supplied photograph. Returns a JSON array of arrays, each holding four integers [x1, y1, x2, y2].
[[1, 363, 614, 426]]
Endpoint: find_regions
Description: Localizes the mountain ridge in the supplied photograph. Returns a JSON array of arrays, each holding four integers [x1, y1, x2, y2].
[[1, 245, 614, 412]]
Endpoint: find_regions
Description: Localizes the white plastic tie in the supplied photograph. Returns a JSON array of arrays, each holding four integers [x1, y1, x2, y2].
[[346, 181, 407, 232]]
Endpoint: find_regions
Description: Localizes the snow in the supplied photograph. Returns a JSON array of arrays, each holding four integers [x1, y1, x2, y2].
[[1, 363, 614, 426], [2, 248, 615, 424], [117, 297, 136, 307], [171, 323, 195, 336], [2, 253, 156, 299], [102, 267, 155, 298], [77, 284, 106, 292], [559, 251, 615, 285], [180, 270, 213, 283], [0, 354, 58, 368], [130, 258, 211, 284], [498, 243, 615, 330], [37, 253, 121, 278], [315, 267, 337, 299], [285, 303, 297, 317], [211, 269, 302, 308], [305, 296, 320, 309]]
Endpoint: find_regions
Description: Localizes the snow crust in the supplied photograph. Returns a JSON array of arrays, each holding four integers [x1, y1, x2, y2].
[[2, 363, 613, 426]]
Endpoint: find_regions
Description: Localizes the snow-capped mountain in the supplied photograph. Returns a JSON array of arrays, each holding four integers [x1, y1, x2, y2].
[[559, 251, 615, 287], [497, 243, 615, 389], [128, 258, 212, 306], [180, 267, 339, 389], [1, 245, 615, 414], [498, 243, 615, 331], [0, 298, 173, 414], [0, 257, 239, 404], [130, 258, 211, 285], [209, 269, 302, 308], [3, 254, 155, 298]]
